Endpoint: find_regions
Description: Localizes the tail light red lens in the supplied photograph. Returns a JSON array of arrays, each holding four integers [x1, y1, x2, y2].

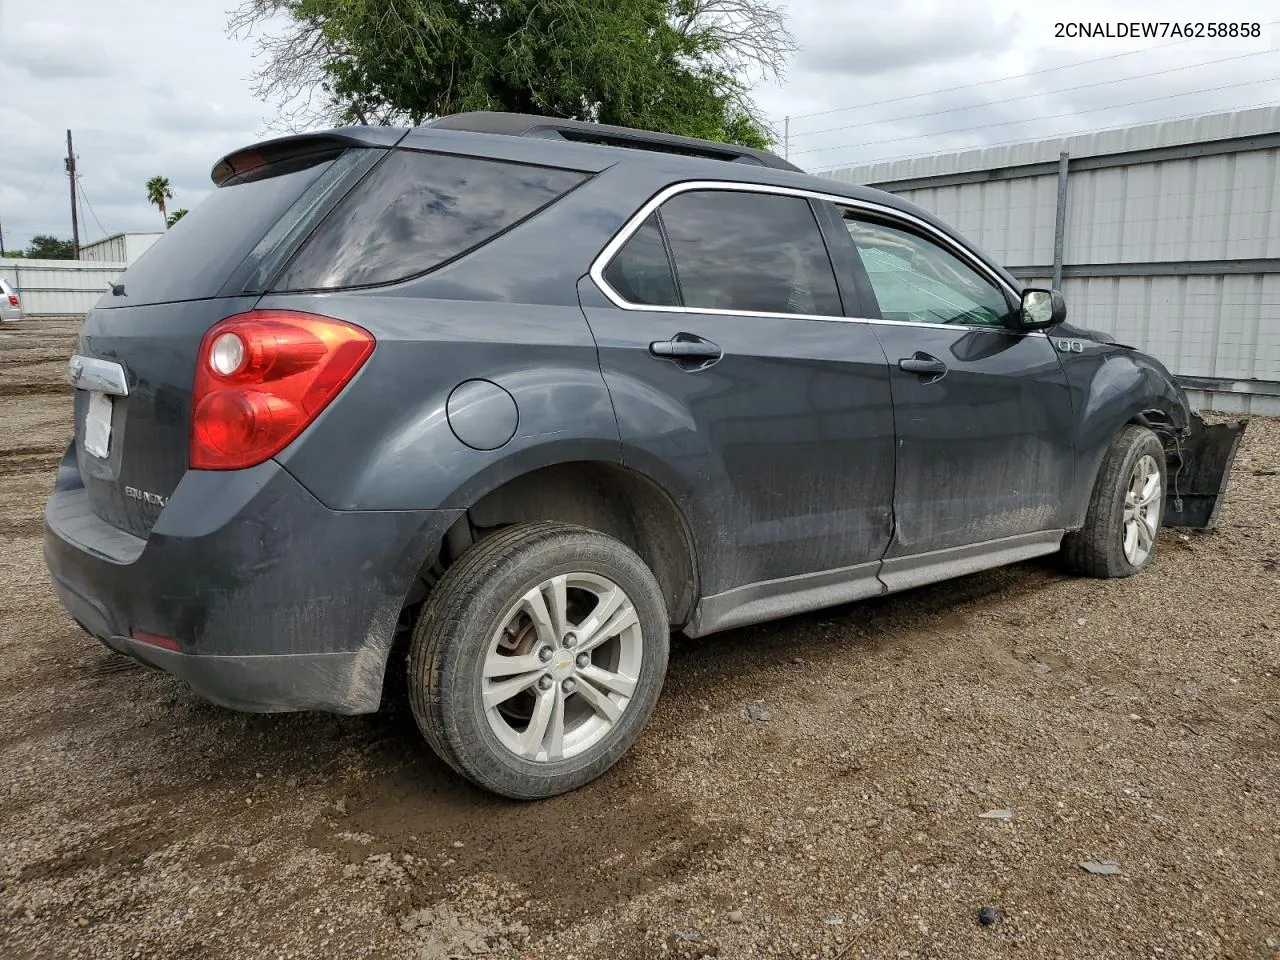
[[191, 310, 374, 470], [6, 295, 17, 307]]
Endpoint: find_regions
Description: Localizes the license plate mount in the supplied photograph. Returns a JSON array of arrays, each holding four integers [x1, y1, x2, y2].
[[84, 391, 113, 459]]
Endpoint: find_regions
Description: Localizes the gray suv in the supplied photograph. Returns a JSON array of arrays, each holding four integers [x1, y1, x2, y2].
[[44, 113, 1242, 798]]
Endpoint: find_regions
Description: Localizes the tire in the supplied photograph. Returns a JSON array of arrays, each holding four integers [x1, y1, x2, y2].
[[407, 521, 670, 799], [1062, 425, 1167, 578]]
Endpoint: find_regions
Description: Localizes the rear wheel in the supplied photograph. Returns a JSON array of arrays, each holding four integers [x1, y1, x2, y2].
[[1062, 425, 1167, 578], [407, 521, 670, 799]]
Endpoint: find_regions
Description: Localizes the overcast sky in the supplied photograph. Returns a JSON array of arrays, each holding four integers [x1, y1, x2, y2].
[[1, 0, 1278, 252]]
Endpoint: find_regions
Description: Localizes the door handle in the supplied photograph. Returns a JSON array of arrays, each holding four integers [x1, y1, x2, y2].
[[649, 333, 723, 367], [898, 352, 947, 378]]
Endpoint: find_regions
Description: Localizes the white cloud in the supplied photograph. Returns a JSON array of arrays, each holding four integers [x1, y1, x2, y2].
[[0, 0, 1277, 251], [757, 0, 1280, 171]]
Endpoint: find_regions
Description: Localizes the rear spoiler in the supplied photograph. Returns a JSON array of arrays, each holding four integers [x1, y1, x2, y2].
[[210, 127, 408, 186], [1164, 413, 1247, 530]]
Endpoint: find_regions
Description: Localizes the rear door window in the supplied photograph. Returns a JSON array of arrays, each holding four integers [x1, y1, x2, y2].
[[656, 190, 842, 316], [601, 213, 680, 307], [274, 151, 588, 291]]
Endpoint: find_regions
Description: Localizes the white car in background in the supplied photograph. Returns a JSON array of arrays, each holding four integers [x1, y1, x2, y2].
[[0, 278, 22, 322]]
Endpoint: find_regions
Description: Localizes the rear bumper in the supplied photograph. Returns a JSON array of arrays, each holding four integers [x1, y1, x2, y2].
[[44, 445, 461, 713]]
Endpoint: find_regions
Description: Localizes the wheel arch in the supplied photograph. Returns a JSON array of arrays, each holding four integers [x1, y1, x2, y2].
[[406, 458, 700, 630], [1067, 351, 1192, 529]]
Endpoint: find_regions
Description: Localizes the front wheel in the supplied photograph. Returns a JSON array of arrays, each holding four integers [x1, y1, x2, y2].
[[1062, 425, 1167, 578], [407, 521, 670, 799]]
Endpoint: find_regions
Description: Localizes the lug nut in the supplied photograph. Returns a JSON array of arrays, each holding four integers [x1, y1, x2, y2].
[[561, 678, 576, 694], [538, 646, 554, 663], [576, 653, 590, 669], [538, 675, 553, 691], [562, 632, 577, 647]]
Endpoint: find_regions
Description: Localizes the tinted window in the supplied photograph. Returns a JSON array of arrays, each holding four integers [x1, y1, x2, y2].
[[602, 213, 679, 307], [846, 218, 1012, 327], [105, 153, 339, 307], [658, 191, 841, 316], [275, 150, 587, 290]]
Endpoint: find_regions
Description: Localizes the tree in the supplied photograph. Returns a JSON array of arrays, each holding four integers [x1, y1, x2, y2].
[[26, 235, 75, 259], [167, 208, 189, 228], [227, 0, 795, 147], [146, 176, 174, 228]]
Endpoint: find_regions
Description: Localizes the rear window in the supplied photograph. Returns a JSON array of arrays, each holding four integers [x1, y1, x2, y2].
[[272, 150, 588, 291], [105, 152, 341, 307]]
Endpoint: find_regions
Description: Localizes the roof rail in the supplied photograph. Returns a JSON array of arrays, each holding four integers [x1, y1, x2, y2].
[[423, 112, 802, 173]]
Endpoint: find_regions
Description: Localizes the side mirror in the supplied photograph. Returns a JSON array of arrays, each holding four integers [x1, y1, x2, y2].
[[1019, 287, 1066, 330]]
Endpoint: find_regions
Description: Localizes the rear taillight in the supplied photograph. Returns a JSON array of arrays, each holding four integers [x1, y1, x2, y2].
[[191, 310, 374, 470], [6, 295, 17, 307]]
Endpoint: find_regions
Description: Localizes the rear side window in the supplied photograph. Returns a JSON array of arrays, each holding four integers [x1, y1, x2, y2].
[[658, 190, 842, 316], [274, 150, 588, 290], [602, 213, 680, 307]]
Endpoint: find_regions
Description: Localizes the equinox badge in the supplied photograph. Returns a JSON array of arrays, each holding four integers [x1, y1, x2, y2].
[[124, 486, 168, 508]]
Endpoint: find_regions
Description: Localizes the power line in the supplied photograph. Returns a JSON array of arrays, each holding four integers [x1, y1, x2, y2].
[[790, 74, 1280, 159], [809, 100, 1280, 174], [790, 48, 1277, 141], [76, 176, 110, 243], [11, 163, 62, 221], [783, 20, 1274, 124]]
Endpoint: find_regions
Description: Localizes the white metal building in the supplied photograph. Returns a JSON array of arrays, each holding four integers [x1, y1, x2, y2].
[[824, 106, 1280, 415], [0, 258, 126, 316], [79, 232, 162, 265]]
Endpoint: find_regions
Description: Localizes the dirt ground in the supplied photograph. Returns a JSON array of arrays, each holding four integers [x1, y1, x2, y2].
[[1, 318, 1278, 960]]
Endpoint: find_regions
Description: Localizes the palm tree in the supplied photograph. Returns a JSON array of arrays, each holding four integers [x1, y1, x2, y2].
[[146, 176, 174, 228]]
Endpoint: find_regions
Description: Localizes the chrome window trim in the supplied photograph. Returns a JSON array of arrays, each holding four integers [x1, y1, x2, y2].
[[587, 178, 1033, 337]]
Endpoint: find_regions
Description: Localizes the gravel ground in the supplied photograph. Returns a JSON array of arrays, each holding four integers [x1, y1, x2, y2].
[[1, 319, 1278, 960]]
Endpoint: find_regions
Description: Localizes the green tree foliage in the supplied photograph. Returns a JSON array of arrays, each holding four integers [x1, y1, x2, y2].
[[26, 235, 76, 259], [146, 176, 174, 228], [229, 0, 793, 148], [167, 208, 189, 228]]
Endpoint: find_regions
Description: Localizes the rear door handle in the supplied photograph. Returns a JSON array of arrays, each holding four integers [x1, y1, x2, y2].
[[898, 352, 947, 378], [649, 333, 723, 367]]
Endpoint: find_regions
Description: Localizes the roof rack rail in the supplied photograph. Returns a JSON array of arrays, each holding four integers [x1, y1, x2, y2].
[[423, 112, 802, 173]]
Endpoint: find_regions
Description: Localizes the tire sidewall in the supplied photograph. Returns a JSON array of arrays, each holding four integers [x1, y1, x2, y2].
[[427, 532, 669, 798]]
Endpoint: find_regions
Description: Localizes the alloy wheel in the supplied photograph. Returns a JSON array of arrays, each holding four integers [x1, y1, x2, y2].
[[482, 573, 643, 763], [1122, 453, 1162, 566]]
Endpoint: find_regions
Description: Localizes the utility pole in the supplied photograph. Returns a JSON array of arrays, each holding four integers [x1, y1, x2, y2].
[[0, 221, 5, 257], [784, 116, 790, 160], [65, 129, 80, 258]]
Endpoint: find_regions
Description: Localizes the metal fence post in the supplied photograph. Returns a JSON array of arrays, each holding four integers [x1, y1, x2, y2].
[[1052, 151, 1070, 289]]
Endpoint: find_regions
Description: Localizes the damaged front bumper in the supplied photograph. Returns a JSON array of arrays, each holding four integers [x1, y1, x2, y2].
[[1163, 412, 1247, 530]]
